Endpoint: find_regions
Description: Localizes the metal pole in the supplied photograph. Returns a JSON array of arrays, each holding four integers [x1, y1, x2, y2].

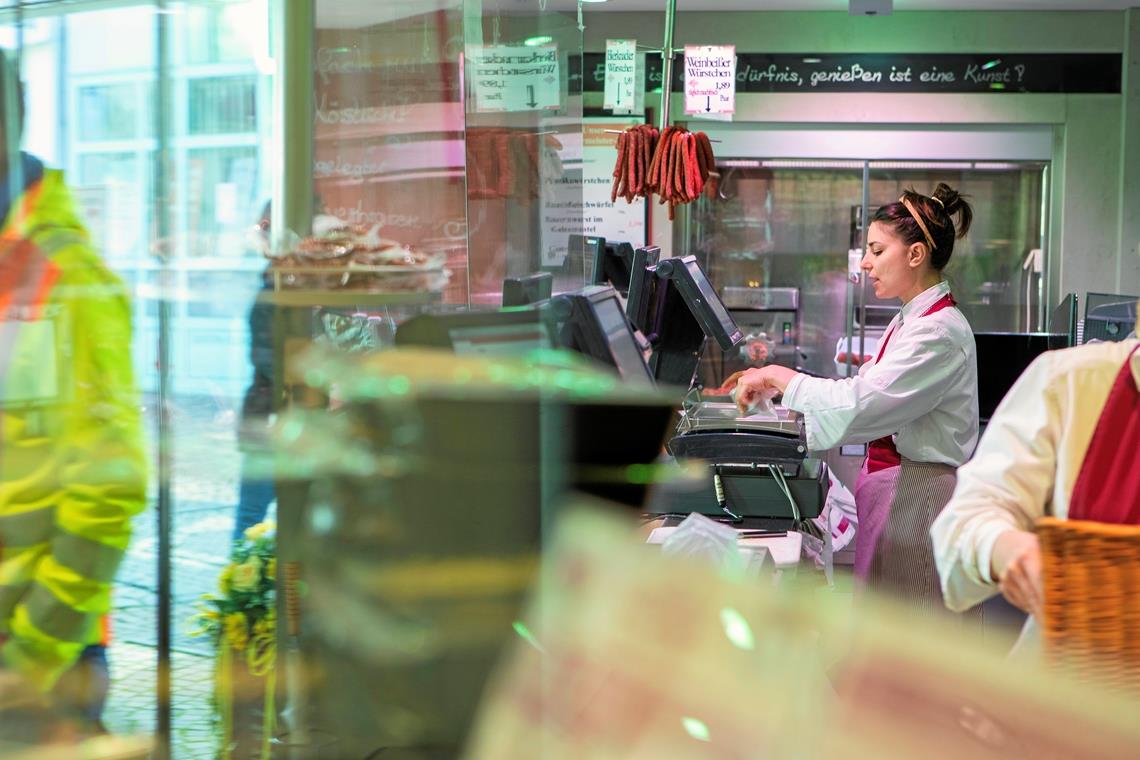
[[857, 161, 870, 372], [272, 0, 314, 242], [270, 3, 315, 753], [1039, 163, 1050, 331], [153, 1, 174, 758], [658, 0, 676, 133]]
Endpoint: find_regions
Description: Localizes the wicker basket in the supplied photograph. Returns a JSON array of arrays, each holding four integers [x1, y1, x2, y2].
[[1037, 516, 1140, 692]]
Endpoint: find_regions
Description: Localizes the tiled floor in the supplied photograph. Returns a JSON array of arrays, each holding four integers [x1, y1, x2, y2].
[[103, 395, 248, 758]]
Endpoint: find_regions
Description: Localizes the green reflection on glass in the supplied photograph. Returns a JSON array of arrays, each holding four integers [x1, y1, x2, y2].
[[279, 416, 305, 443], [512, 620, 545, 652], [681, 716, 710, 742], [554, 370, 578, 390], [626, 463, 652, 484], [388, 376, 411, 395], [524, 35, 553, 47], [719, 607, 755, 651]]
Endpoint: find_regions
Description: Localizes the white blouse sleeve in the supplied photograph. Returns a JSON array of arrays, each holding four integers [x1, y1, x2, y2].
[[930, 353, 1061, 612], [781, 320, 968, 452]]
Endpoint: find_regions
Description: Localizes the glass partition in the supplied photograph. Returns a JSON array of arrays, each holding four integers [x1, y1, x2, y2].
[[677, 153, 1050, 386], [0, 0, 590, 754], [868, 161, 1048, 333], [681, 161, 866, 381]]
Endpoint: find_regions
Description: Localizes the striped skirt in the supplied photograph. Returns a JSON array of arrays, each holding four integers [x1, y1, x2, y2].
[[854, 457, 958, 616]]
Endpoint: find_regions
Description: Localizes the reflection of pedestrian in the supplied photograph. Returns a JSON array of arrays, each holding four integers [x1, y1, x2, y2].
[[0, 51, 145, 732], [233, 203, 276, 543]]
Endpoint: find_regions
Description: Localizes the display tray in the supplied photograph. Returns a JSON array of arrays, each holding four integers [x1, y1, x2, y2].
[[677, 401, 802, 437], [259, 288, 437, 308], [266, 263, 449, 294]]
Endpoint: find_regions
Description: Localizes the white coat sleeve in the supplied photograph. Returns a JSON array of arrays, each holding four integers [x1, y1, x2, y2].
[[930, 353, 1061, 612], [781, 320, 968, 452]]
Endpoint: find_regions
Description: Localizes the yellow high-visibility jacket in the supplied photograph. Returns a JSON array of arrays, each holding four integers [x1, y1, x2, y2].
[[0, 167, 147, 690]]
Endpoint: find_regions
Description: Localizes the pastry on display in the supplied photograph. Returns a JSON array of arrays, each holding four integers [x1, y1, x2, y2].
[[267, 220, 449, 292]]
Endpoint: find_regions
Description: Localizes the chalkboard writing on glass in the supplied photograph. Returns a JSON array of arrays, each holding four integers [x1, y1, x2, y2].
[[573, 53, 1121, 95]]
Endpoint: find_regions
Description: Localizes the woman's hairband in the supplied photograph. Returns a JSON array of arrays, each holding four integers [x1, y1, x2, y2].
[[899, 194, 937, 251]]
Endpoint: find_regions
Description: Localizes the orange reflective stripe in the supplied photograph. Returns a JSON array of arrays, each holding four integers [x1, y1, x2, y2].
[[100, 614, 111, 646], [26, 260, 59, 321], [0, 238, 39, 315]]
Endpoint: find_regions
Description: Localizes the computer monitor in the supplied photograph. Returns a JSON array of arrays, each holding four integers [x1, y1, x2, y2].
[[590, 240, 637, 296], [502, 271, 553, 308], [625, 246, 662, 334], [549, 285, 654, 385], [1049, 293, 1078, 347], [1083, 292, 1138, 343], [974, 332, 1068, 422], [563, 234, 605, 281], [636, 256, 743, 387], [395, 309, 553, 356]]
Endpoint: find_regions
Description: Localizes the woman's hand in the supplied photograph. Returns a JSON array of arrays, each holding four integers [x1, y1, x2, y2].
[[732, 365, 799, 414], [710, 370, 747, 396], [992, 530, 1044, 619]]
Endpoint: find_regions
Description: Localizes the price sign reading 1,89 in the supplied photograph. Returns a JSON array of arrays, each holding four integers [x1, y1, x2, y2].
[[684, 45, 736, 115]]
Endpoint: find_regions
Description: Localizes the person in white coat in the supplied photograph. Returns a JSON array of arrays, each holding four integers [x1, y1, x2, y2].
[[932, 336, 1140, 644], [723, 184, 978, 613]]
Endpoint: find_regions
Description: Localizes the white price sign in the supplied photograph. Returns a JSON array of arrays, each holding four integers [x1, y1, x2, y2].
[[684, 44, 736, 115], [604, 39, 637, 112], [469, 44, 561, 112]]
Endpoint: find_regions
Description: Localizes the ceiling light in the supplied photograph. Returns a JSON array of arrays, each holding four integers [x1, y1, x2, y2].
[[524, 35, 553, 46], [802, 57, 822, 64], [580, 0, 610, 3], [982, 59, 1003, 70], [849, 0, 891, 16]]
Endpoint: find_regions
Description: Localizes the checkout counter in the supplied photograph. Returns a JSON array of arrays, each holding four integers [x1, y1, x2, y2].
[[397, 249, 831, 529]]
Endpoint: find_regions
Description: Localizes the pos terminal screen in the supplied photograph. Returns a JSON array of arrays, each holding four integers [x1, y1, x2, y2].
[[670, 256, 743, 351], [591, 293, 653, 384]]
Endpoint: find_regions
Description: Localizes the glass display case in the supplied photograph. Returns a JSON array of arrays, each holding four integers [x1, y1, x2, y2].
[[677, 154, 1049, 385]]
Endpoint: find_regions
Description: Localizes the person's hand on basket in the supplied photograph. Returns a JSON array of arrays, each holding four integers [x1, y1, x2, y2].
[[992, 529, 1044, 619]]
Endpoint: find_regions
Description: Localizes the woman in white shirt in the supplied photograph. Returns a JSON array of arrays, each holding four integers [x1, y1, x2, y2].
[[932, 337, 1140, 637], [724, 184, 978, 613]]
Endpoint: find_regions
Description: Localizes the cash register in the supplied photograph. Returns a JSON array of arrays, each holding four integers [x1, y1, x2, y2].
[[625, 251, 828, 524], [395, 253, 828, 523]]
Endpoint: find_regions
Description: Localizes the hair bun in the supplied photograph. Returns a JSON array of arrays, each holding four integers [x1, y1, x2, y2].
[[931, 182, 973, 240]]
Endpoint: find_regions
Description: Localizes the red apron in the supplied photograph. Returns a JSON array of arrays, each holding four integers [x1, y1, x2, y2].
[[865, 293, 958, 474], [1067, 344, 1140, 523], [853, 292, 957, 584]]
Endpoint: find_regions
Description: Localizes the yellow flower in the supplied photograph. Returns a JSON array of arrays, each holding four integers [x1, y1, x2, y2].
[[253, 616, 275, 638], [218, 564, 235, 595], [231, 557, 262, 593], [244, 520, 276, 542], [224, 613, 249, 651], [266, 558, 276, 581]]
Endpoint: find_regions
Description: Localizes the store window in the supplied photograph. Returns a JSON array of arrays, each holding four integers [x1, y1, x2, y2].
[[187, 74, 257, 135], [77, 81, 145, 141], [679, 157, 1049, 381]]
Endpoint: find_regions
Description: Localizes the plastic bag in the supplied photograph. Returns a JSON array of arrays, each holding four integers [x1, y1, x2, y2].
[[731, 382, 778, 418], [660, 513, 745, 577]]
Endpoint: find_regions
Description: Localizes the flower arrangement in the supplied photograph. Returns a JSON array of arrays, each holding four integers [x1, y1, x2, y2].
[[192, 520, 277, 760], [194, 520, 277, 653]]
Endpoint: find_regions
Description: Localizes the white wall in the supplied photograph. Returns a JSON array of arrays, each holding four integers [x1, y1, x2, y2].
[[580, 9, 1138, 304]]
